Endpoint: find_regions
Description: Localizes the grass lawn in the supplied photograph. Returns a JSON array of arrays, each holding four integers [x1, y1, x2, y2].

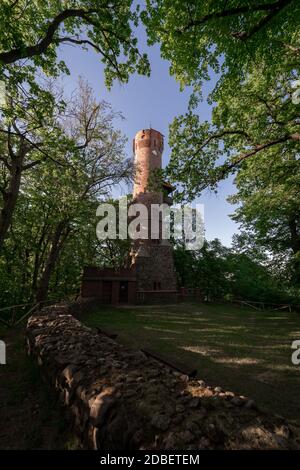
[[82, 302, 300, 426], [0, 325, 76, 449]]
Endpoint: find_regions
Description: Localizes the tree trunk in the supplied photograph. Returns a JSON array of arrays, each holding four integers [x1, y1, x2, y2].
[[288, 218, 300, 285], [0, 135, 30, 250], [0, 157, 23, 249], [31, 221, 50, 297], [35, 220, 70, 302]]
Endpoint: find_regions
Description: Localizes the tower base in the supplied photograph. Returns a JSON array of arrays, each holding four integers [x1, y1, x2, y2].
[[133, 244, 177, 291]]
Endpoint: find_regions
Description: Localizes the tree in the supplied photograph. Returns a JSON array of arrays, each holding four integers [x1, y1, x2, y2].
[[229, 147, 300, 285], [0, 79, 132, 305], [163, 65, 300, 289], [165, 69, 300, 199], [174, 238, 291, 302], [0, 1, 149, 89], [0, 83, 68, 249], [95, 196, 132, 271], [0, 0, 150, 252], [34, 80, 131, 301], [142, 0, 299, 92], [142, 1, 299, 198]]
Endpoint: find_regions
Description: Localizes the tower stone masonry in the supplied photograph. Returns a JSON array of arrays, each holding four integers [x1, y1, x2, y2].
[[131, 128, 178, 298]]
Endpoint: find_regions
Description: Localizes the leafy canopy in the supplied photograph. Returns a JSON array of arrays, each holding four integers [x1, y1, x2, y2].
[[142, 0, 299, 93], [0, 0, 150, 89], [167, 69, 300, 200]]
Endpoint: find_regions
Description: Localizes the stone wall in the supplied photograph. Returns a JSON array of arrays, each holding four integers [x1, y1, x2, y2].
[[135, 245, 177, 291], [26, 306, 300, 450]]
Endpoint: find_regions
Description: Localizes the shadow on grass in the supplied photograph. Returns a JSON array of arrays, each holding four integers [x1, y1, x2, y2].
[[82, 302, 300, 425]]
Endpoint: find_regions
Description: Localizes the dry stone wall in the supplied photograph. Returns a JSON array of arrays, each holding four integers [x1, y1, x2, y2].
[[26, 306, 300, 450]]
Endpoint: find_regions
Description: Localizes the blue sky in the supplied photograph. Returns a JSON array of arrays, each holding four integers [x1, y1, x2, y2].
[[58, 27, 239, 247]]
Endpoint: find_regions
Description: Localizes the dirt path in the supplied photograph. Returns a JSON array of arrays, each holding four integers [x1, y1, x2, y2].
[[0, 326, 75, 449]]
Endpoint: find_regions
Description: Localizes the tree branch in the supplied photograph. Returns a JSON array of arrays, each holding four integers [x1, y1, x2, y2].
[[0, 128, 66, 167], [219, 133, 299, 177], [180, 0, 293, 36], [0, 155, 10, 170], [183, 131, 300, 192], [58, 37, 125, 82], [189, 129, 251, 164], [22, 158, 44, 171], [0, 8, 101, 64], [231, 0, 292, 40], [283, 43, 300, 54]]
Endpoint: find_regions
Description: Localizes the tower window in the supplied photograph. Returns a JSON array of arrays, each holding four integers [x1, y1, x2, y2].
[[154, 139, 156, 147]]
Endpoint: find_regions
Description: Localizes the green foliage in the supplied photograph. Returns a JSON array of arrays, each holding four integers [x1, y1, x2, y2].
[[174, 239, 294, 303], [165, 65, 300, 285], [94, 197, 132, 271], [0, 79, 132, 307], [166, 69, 300, 199], [229, 148, 300, 285], [0, 0, 150, 89], [142, 0, 299, 93]]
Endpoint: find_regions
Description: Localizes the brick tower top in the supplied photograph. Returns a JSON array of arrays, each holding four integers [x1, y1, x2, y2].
[[133, 128, 164, 197]]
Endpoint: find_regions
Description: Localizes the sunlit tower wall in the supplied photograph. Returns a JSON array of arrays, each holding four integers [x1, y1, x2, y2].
[[133, 128, 163, 200], [131, 128, 177, 300]]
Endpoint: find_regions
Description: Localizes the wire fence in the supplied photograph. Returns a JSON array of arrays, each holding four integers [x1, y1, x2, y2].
[[0, 296, 296, 328], [234, 299, 293, 312]]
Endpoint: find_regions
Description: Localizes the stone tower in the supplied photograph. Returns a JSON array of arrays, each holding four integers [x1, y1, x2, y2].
[[131, 128, 177, 300]]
